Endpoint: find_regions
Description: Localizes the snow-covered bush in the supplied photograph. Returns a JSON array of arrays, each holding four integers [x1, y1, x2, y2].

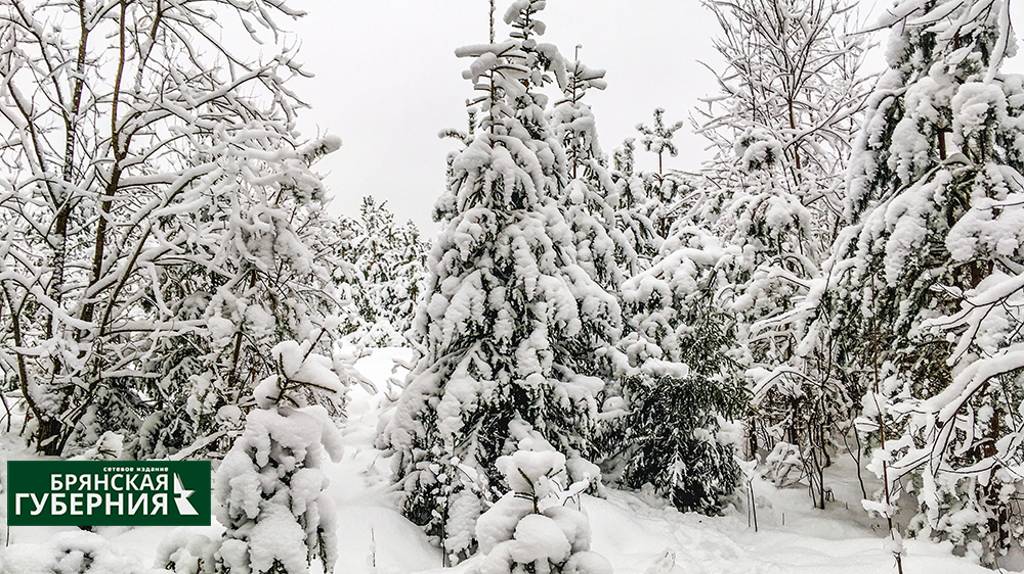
[[0, 531, 169, 574], [692, 0, 869, 511], [473, 429, 612, 574], [156, 532, 219, 574], [763, 441, 805, 488]]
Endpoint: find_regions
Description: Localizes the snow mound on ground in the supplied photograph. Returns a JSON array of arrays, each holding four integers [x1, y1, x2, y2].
[[1, 531, 169, 574]]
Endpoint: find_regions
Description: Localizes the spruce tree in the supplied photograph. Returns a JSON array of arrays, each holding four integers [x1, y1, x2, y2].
[[611, 228, 747, 513], [805, 0, 1024, 563], [391, 220, 430, 343], [377, 0, 621, 563], [353, 196, 401, 337], [346, 197, 429, 347], [552, 50, 642, 286], [210, 341, 348, 574], [610, 138, 661, 270], [635, 108, 689, 240]]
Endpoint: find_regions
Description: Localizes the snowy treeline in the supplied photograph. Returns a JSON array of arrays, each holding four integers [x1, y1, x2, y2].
[[326, 196, 429, 348], [2, 0, 1024, 573]]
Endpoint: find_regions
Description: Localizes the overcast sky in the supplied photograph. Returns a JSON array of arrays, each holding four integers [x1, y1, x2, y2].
[[283, 1, 1024, 231]]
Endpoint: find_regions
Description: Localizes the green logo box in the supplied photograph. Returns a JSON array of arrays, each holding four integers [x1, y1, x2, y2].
[[6, 460, 211, 526]]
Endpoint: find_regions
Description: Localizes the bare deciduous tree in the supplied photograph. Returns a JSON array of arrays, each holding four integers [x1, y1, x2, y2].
[[0, 0, 350, 457]]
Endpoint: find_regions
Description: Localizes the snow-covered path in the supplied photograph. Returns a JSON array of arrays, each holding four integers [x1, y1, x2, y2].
[[326, 349, 441, 573]]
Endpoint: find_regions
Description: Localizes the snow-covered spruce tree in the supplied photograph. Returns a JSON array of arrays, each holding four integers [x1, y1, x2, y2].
[[203, 341, 348, 574], [377, 0, 621, 563], [349, 196, 400, 341], [619, 371, 746, 514], [473, 424, 612, 574], [609, 138, 661, 270], [553, 49, 608, 182], [0, 0, 350, 458], [694, 0, 869, 507], [804, 0, 1024, 564], [634, 108, 691, 240], [551, 51, 640, 288], [550, 49, 644, 392], [391, 220, 431, 336], [637, 108, 683, 183], [608, 227, 747, 513]]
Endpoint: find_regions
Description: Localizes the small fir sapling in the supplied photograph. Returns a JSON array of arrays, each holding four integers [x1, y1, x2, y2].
[[603, 222, 748, 513], [473, 421, 612, 574], [634, 108, 688, 240], [214, 341, 346, 574], [551, 50, 637, 292], [163, 338, 362, 574], [616, 332, 747, 515]]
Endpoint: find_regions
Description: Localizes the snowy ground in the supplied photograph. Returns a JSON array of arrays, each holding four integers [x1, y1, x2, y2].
[[0, 348, 1012, 574]]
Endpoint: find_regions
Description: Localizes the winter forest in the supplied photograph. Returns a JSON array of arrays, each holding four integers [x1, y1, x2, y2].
[[2, 0, 1024, 572]]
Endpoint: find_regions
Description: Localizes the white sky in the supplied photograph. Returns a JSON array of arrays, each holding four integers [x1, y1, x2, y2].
[[282, 1, 1024, 231]]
